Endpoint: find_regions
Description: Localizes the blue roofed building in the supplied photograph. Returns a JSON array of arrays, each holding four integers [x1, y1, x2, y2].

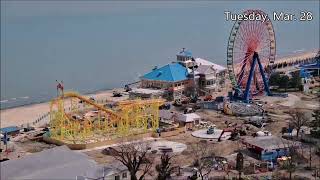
[[142, 63, 189, 82], [242, 136, 296, 162], [133, 48, 227, 100], [140, 62, 192, 100]]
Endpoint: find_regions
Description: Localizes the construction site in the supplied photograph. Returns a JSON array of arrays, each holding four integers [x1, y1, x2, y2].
[[1, 8, 320, 180]]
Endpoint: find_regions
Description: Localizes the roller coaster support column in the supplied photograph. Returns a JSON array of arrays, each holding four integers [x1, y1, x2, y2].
[[256, 52, 272, 96]]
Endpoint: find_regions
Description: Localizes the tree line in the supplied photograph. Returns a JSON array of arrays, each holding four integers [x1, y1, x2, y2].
[[269, 71, 302, 91]]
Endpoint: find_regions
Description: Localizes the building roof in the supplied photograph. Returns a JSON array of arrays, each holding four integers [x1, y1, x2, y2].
[[142, 63, 188, 82], [195, 58, 226, 72], [1, 146, 98, 180], [0, 126, 20, 134], [1, 145, 128, 180], [177, 113, 201, 123], [159, 110, 175, 120], [243, 136, 295, 151], [195, 65, 217, 75]]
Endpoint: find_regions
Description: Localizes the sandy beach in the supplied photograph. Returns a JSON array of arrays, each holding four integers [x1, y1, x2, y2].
[[0, 89, 128, 128]]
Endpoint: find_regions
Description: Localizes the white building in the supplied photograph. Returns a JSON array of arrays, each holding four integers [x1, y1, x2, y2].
[[159, 110, 201, 129], [176, 113, 201, 129], [194, 58, 227, 95]]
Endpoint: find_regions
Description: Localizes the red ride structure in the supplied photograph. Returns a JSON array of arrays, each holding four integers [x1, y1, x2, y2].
[[227, 9, 275, 102]]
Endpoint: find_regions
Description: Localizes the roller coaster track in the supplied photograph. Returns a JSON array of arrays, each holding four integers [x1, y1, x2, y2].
[[52, 92, 121, 119], [49, 92, 164, 143]]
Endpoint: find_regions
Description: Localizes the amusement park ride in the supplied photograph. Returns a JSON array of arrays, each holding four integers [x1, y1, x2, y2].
[[227, 10, 276, 102], [48, 9, 278, 143], [49, 92, 164, 143]]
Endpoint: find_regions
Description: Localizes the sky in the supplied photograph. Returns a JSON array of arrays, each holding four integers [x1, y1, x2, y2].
[[1, 1, 319, 106]]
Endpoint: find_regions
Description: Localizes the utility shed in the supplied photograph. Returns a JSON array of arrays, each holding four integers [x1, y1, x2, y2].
[[242, 136, 295, 162], [176, 113, 201, 129]]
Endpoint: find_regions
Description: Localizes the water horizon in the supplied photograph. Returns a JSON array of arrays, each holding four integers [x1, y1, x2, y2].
[[1, 1, 319, 110]]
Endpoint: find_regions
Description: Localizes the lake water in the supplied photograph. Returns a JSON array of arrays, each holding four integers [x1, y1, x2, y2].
[[1, 1, 319, 109]]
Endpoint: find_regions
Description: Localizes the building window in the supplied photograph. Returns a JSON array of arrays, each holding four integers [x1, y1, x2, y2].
[[115, 175, 120, 180], [122, 172, 127, 178]]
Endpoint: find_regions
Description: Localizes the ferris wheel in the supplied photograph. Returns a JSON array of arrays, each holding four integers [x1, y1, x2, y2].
[[227, 9, 276, 101]]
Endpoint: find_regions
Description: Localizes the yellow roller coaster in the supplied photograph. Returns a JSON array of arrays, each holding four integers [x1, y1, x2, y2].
[[49, 92, 164, 143]]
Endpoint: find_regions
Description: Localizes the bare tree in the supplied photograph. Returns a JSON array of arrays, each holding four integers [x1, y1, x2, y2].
[[311, 109, 320, 129], [284, 147, 296, 180], [279, 139, 299, 180], [108, 142, 153, 180], [156, 152, 176, 180], [190, 141, 215, 180], [289, 109, 310, 138]]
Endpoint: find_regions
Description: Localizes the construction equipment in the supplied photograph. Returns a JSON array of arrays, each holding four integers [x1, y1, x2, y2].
[[173, 99, 182, 106], [159, 103, 170, 110], [124, 85, 132, 92], [124, 81, 140, 92], [49, 92, 164, 143], [198, 88, 212, 101], [218, 126, 245, 142], [112, 91, 122, 97], [244, 116, 269, 128], [204, 95, 213, 101]]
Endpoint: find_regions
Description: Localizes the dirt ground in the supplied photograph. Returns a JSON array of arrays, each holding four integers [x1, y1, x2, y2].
[[82, 91, 320, 175], [2, 90, 319, 179]]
